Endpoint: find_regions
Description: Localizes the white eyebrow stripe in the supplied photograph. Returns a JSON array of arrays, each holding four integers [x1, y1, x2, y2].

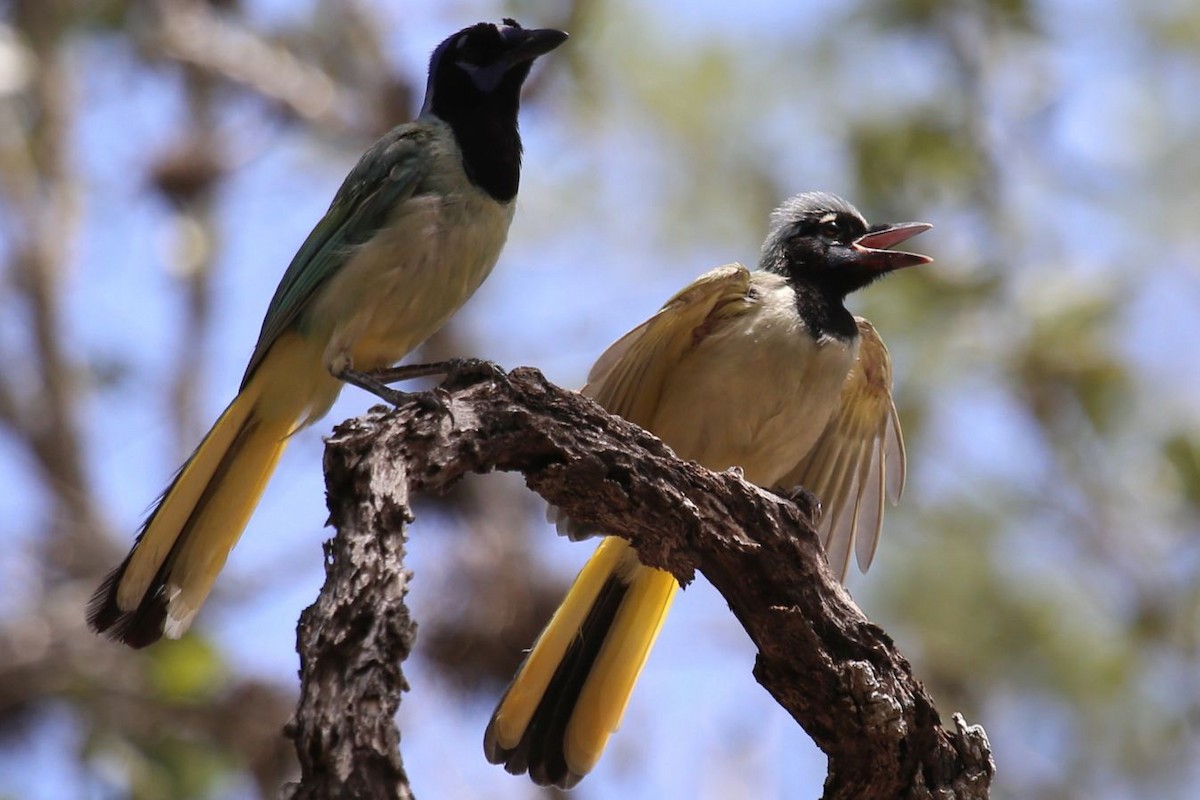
[[818, 212, 838, 224]]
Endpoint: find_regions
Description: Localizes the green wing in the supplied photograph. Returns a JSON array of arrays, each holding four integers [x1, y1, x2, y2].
[[240, 126, 430, 387]]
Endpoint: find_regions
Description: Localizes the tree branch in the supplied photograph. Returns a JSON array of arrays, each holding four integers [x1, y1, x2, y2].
[[145, 0, 353, 133], [282, 413, 417, 800], [288, 361, 994, 799]]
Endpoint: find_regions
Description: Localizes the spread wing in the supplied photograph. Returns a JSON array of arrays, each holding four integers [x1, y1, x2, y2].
[[549, 264, 755, 540], [779, 318, 905, 581], [584, 263, 754, 423], [241, 127, 429, 387]]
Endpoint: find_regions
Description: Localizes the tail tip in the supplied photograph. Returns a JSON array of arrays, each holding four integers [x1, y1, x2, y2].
[[483, 715, 587, 790], [85, 568, 124, 633], [162, 595, 197, 641], [85, 569, 169, 649]]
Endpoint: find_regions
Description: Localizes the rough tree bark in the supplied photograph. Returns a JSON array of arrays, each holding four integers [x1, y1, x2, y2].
[[284, 361, 995, 799], [281, 417, 416, 800]]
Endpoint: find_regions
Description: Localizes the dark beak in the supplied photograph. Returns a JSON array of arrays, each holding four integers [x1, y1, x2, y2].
[[852, 222, 933, 271], [496, 27, 569, 71]]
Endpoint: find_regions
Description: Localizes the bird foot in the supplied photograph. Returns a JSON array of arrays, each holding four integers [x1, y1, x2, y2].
[[781, 484, 822, 522], [363, 357, 505, 387], [336, 358, 506, 408], [335, 367, 414, 407]]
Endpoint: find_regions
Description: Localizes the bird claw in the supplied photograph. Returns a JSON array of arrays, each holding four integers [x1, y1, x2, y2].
[[436, 357, 507, 388], [782, 484, 822, 522]]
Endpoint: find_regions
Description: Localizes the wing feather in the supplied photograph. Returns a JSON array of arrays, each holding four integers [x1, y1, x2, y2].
[[817, 427, 871, 581], [241, 128, 429, 386], [885, 400, 906, 504], [855, 441, 886, 573], [584, 264, 754, 425], [778, 318, 905, 580], [551, 264, 755, 540]]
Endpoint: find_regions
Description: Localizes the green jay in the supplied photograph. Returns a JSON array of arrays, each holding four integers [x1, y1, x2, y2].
[[484, 192, 931, 788], [88, 19, 567, 648]]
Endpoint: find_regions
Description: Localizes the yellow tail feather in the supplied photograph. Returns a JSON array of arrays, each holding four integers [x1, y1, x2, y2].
[[89, 333, 318, 647], [485, 537, 677, 787], [158, 406, 291, 638], [116, 386, 266, 612], [489, 537, 629, 748], [566, 557, 676, 775]]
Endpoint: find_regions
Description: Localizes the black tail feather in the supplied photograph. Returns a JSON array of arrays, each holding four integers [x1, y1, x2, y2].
[[486, 572, 629, 789], [86, 546, 174, 649]]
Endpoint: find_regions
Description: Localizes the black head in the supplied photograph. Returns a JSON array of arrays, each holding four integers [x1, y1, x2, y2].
[[759, 192, 931, 299], [420, 19, 568, 201]]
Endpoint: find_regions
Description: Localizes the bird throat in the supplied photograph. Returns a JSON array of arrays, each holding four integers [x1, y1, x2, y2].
[[436, 91, 523, 203], [791, 281, 859, 340]]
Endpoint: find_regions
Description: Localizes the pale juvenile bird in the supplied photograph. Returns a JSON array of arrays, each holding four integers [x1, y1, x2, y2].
[[484, 192, 931, 788], [88, 19, 567, 647]]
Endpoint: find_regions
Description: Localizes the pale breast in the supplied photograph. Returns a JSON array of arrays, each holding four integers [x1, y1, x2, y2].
[[307, 141, 516, 373], [649, 276, 857, 487]]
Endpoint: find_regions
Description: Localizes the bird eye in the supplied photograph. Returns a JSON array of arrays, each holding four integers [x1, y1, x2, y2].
[[821, 221, 841, 239], [454, 35, 487, 66]]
